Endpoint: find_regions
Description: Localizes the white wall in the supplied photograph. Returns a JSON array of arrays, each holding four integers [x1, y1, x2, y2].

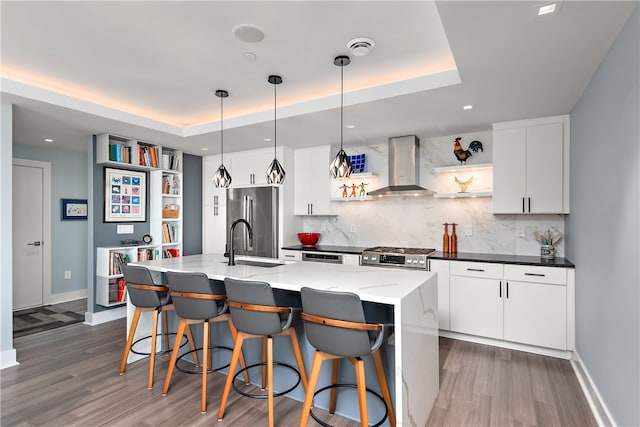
[[567, 6, 639, 426], [304, 130, 566, 256], [0, 100, 17, 368]]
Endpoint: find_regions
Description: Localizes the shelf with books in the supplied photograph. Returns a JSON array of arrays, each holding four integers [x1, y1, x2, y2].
[[96, 133, 173, 172]]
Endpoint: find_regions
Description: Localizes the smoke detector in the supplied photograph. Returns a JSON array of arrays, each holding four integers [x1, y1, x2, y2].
[[347, 37, 375, 57]]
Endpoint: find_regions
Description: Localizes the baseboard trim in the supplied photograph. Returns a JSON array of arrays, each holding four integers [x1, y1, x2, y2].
[[0, 348, 19, 370], [571, 351, 616, 427], [84, 306, 126, 325], [439, 330, 573, 359], [47, 289, 88, 305]]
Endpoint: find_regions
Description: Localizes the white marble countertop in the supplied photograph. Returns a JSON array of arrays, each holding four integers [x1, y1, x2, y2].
[[131, 253, 435, 306]]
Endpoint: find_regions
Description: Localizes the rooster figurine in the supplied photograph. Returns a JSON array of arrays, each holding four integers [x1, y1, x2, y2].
[[453, 137, 483, 164]]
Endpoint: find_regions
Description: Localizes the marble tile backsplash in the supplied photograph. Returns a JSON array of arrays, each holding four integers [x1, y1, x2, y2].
[[303, 130, 566, 257]]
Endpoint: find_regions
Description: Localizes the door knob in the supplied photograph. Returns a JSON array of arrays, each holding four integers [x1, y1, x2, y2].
[[27, 241, 42, 246]]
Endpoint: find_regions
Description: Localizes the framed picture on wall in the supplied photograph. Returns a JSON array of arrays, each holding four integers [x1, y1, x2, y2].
[[61, 198, 88, 220], [104, 167, 146, 222]]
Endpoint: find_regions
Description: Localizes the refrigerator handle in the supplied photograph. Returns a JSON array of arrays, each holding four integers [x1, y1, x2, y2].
[[248, 197, 254, 251]]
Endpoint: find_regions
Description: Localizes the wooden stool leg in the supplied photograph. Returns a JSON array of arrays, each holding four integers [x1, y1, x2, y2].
[[162, 320, 187, 396], [288, 328, 308, 392], [227, 319, 249, 384], [267, 336, 274, 427], [372, 350, 396, 427], [147, 309, 159, 389], [329, 358, 340, 415], [184, 324, 199, 367], [217, 332, 246, 421], [201, 321, 210, 413], [120, 307, 142, 374], [261, 336, 268, 390], [353, 357, 368, 427], [162, 309, 170, 353], [298, 351, 325, 427]]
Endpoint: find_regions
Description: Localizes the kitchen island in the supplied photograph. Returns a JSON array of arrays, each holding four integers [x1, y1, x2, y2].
[[130, 253, 438, 426]]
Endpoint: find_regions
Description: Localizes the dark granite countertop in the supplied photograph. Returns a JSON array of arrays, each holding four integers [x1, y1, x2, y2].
[[281, 244, 369, 255], [429, 251, 575, 268]]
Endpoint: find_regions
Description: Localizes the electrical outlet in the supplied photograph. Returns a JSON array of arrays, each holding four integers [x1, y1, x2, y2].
[[464, 225, 472, 236], [321, 224, 327, 232], [516, 226, 525, 237], [350, 224, 356, 233], [64, 270, 71, 280]]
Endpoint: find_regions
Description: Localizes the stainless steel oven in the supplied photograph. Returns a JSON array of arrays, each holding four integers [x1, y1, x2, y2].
[[361, 246, 435, 269]]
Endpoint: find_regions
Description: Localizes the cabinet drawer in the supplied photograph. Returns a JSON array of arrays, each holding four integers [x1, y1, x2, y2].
[[450, 261, 503, 279], [279, 250, 302, 261], [503, 265, 566, 285]]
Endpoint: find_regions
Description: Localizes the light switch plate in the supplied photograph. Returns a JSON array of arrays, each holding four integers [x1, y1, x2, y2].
[[117, 224, 134, 234], [516, 226, 525, 237]]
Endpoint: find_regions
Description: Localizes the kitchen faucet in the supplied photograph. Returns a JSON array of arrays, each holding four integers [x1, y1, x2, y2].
[[228, 218, 253, 266]]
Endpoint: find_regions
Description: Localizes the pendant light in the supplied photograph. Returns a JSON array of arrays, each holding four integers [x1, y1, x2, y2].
[[329, 55, 352, 179], [265, 75, 286, 184], [212, 89, 232, 188]]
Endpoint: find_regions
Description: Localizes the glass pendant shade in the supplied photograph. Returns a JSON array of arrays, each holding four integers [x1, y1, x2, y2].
[[329, 148, 352, 178], [266, 75, 286, 184], [213, 89, 231, 188], [212, 164, 232, 188], [329, 55, 352, 179], [265, 158, 286, 184]]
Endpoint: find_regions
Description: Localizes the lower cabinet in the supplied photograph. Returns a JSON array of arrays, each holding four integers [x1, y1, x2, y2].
[[444, 260, 571, 351]]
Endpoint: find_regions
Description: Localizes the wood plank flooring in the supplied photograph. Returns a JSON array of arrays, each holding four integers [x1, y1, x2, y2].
[[1, 319, 596, 426]]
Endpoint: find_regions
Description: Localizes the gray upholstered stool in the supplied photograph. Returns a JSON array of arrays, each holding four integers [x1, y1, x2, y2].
[[162, 271, 249, 414], [298, 287, 396, 427], [217, 278, 308, 427], [119, 264, 197, 389]]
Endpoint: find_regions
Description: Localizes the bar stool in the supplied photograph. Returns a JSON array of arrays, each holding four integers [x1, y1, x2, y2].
[[162, 271, 249, 414], [298, 287, 396, 427], [118, 264, 197, 389], [217, 278, 309, 427]]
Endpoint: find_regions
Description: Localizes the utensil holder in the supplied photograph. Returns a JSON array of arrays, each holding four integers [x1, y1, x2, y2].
[[541, 245, 555, 259]]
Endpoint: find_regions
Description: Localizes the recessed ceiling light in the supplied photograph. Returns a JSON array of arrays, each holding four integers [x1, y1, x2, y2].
[[232, 24, 265, 43], [346, 124, 356, 129], [243, 52, 257, 61], [463, 105, 473, 110], [264, 137, 272, 142], [44, 138, 53, 142], [347, 37, 375, 57], [538, 3, 556, 15], [201, 147, 209, 151]]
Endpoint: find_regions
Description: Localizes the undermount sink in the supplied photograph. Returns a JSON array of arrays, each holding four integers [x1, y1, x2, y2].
[[224, 259, 285, 268]]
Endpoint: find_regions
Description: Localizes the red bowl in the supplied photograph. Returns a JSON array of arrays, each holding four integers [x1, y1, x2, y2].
[[297, 233, 320, 247]]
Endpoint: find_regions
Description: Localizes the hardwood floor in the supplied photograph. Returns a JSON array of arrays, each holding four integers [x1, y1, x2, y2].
[[0, 319, 596, 426]]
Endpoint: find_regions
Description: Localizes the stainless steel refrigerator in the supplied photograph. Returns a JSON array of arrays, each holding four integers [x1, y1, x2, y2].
[[226, 186, 279, 258]]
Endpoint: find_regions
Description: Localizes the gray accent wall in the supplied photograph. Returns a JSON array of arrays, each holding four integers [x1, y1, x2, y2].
[[566, 6, 639, 427], [13, 144, 89, 295], [182, 153, 202, 256]]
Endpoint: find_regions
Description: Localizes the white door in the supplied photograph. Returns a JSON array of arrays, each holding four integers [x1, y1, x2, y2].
[[12, 163, 45, 309], [525, 122, 564, 213], [450, 276, 504, 340], [492, 127, 527, 213]]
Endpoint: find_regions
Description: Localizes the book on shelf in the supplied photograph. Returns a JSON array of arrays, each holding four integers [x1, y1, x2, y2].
[[109, 252, 130, 275], [116, 277, 126, 302], [163, 248, 180, 258], [162, 222, 178, 243]]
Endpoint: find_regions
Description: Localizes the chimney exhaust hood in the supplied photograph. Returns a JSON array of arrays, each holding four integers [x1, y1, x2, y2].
[[367, 135, 435, 197]]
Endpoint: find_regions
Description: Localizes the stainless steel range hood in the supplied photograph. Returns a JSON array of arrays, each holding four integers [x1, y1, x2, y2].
[[367, 135, 435, 197]]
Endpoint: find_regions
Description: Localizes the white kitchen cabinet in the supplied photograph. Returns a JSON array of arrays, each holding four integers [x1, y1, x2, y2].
[[202, 155, 229, 254], [280, 249, 302, 261], [227, 149, 275, 186], [503, 265, 567, 350], [446, 260, 571, 351], [294, 145, 339, 216], [428, 259, 450, 331], [450, 262, 504, 339], [342, 254, 361, 266], [492, 115, 569, 214]]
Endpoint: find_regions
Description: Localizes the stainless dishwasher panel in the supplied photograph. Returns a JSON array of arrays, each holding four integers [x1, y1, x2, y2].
[[301, 252, 343, 264]]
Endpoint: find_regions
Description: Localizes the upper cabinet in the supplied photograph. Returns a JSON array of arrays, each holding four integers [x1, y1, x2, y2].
[[227, 149, 275, 186], [492, 115, 569, 214], [294, 145, 339, 215]]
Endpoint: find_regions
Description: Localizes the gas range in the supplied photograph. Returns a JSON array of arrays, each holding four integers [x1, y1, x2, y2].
[[361, 246, 436, 269]]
